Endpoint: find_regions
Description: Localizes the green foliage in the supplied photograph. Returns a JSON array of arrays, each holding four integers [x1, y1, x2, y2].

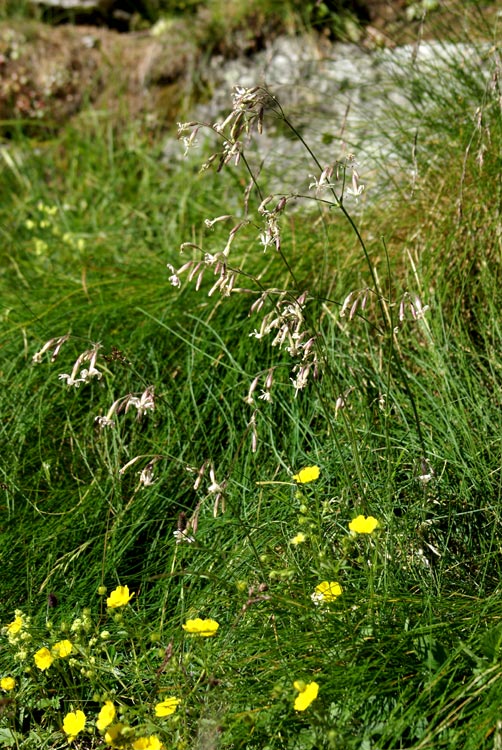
[[1, 4, 502, 748]]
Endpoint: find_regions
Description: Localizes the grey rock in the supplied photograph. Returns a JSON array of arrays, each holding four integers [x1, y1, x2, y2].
[[164, 35, 491, 205], [29, 0, 115, 16]]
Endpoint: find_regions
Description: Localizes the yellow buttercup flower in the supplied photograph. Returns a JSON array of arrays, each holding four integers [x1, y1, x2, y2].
[[348, 515, 380, 534], [155, 697, 181, 717], [293, 680, 319, 711], [290, 532, 307, 545], [96, 701, 116, 731], [62, 709, 86, 741], [52, 639, 73, 658], [104, 723, 126, 747], [0, 677, 15, 691], [106, 585, 134, 608], [292, 466, 320, 483], [311, 581, 343, 605], [6, 614, 23, 636], [132, 736, 163, 750], [34, 647, 54, 671], [182, 618, 219, 637]]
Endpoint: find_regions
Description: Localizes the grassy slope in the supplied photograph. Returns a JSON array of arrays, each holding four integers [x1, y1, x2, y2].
[[1, 4, 502, 748]]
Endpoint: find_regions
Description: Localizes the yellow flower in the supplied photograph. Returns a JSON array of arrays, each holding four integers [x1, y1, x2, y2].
[[104, 723, 126, 747], [290, 532, 307, 545], [132, 736, 163, 750], [348, 515, 380, 534], [155, 697, 181, 717], [6, 614, 23, 636], [311, 581, 343, 605], [62, 709, 86, 741], [34, 647, 54, 671], [106, 585, 134, 608], [0, 677, 15, 691], [52, 639, 73, 658], [182, 618, 219, 637], [292, 466, 320, 483], [293, 680, 319, 711], [96, 701, 116, 731]]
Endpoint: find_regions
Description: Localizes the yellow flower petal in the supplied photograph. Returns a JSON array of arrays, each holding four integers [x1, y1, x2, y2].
[[63, 709, 86, 741], [104, 723, 125, 746], [96, 701, 116, 731], [348, 515, 380, 534], [182, 618, 219, 637], [6, 615, 23, 636], [34, 647, 54, 671], [290, 532, 307, 545], [155, 697, 181, 717], [132, 736, 163, 750], [312, 581, 343, 604], [106, 585, 134, 608], [0, 677, 15, 691], [52, 639, 73, 658], [294, 680, 319, 711], [292, 466, 320, 483]]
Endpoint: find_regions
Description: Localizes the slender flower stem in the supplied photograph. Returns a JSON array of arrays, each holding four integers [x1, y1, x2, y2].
[[280, 111, 425, 455]]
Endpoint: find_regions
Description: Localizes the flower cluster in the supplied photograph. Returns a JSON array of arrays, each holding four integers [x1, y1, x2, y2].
[[167, 246, 240, 298], [95, 386, 156, 428], [1, 586, 193, 748], [398, 292, 430, 322], [308, 155, 365, 203], [33, 337, 103, 387], [58, 344, 103, 387], [61, 702, 165, 748], [248, 290, 320, 397], [3, 610, 31, 646], [286, 468, 381, 610], [32, 333, 70, 364], [33, 639, 73, 671], [178, 85, 274, 172]]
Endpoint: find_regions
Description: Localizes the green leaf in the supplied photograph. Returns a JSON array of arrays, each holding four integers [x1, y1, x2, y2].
[[480, 625, 502, 662], [0, 728, 20, 746]]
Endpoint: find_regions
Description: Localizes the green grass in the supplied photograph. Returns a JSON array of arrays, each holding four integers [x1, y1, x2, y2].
[[1, 5, 502, 748]]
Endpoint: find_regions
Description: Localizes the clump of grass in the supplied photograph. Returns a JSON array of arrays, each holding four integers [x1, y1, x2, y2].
[[2, 4, 502, 747]]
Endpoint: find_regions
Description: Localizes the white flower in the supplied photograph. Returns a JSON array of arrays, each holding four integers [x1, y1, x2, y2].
[[95, 416, 115, 428], [311, 591, 324, 606], [125, 387, 155, 418], [207, 465, 224, 495], [173, 530, 195, 544], [58, 345, 102, 387], [32, 334, 70, 363], [309, 165, 334, 194], [139, 465, 156, 487], [79, 366, 102, 383], [291, 366, 310, 396], [258, 390, 272, 402], [167, 264, 181, 288], [59, 373, 79, 387]]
